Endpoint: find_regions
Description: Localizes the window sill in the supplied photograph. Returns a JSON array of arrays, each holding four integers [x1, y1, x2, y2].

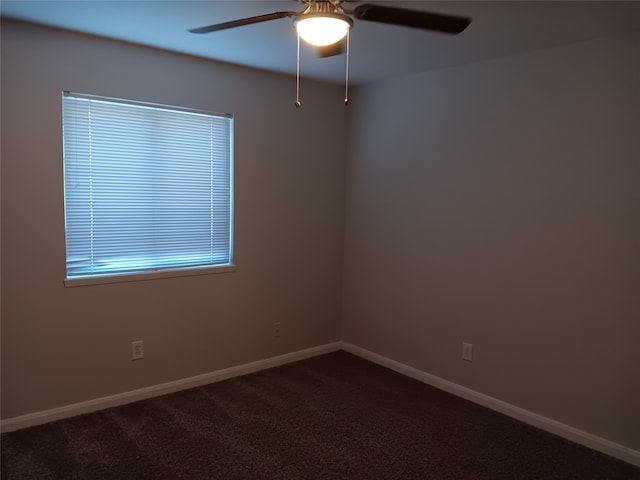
[[64, 264, 236, 287]]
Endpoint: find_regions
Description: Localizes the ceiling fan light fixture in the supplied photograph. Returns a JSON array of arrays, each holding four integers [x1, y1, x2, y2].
[[295, 14, 352, 47]]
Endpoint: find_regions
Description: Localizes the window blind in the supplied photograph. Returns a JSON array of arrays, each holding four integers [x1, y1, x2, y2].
[[62, 92, 233, 280]]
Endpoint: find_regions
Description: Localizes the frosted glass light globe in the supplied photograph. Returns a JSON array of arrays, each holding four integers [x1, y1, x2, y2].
[[295, 16, 350, 47]]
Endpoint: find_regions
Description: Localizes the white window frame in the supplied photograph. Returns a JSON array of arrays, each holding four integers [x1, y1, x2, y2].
[[62, 92, 235, 286]]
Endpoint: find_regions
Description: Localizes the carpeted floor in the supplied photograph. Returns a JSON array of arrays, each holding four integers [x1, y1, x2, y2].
[[2, 351, 639, 479]]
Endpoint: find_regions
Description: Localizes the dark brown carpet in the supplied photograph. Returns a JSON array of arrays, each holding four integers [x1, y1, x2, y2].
[[2, 351, 639, 479]]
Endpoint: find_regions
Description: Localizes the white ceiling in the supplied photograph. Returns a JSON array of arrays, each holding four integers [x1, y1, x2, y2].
[[3, 1, 640, 85]]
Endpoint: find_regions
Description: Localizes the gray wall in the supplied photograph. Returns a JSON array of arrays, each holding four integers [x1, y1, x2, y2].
[[1, 20, 346, 419], [342, 32, 640, 450]]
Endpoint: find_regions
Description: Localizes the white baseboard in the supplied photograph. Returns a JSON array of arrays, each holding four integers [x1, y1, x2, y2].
[[0, 342, 342, 434], [340, 341, 640, 468], [3, 340, 638, 468]]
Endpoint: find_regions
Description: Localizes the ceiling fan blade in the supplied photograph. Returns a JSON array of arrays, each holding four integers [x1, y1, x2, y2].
[[316, 40, 345, 58], [353, 4, 470, 35], [189, 11, 297, 34]]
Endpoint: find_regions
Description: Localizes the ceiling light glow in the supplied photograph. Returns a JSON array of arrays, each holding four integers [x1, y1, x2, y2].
[[295, 16, 351, 47]]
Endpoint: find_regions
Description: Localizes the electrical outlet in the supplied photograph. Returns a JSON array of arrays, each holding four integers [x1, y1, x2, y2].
[[131, 340, 144, 360], [272, 322, 281, 337], [462, 342, 473, 361]]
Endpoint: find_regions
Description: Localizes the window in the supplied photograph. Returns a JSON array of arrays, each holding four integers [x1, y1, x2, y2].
[[62, 92, 234, 285]]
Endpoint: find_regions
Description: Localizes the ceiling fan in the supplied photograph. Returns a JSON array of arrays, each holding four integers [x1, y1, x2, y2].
[[189, 1, 471, 107]]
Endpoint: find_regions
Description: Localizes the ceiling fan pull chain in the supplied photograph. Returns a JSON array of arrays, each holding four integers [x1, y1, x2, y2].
[[344, 27, 350, 106], [295, 33, 302, 109]]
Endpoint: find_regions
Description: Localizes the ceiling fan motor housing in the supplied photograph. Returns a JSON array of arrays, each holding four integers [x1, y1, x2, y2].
[[296, 1, 354, 28]]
